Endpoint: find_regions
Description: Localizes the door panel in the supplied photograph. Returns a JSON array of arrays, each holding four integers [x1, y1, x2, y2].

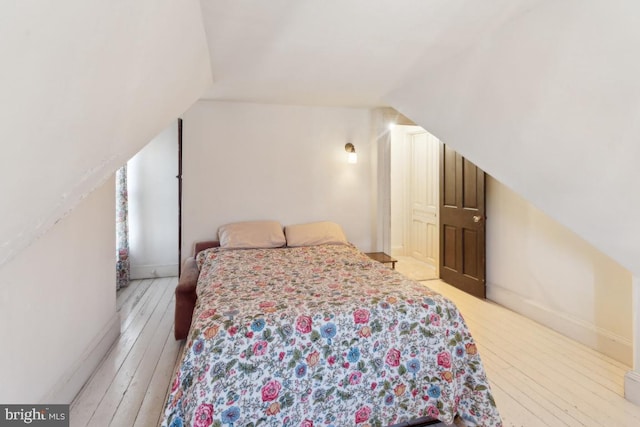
[[425, 222, 438, 266], [463, 158, 479, 208], [439, 144, 486, 298], [443, 148, 457, 206], [443, 225, 456, 269], [409, 134, 429, 261], [408, 131, 439, 269], [463, 229, 479, 276]]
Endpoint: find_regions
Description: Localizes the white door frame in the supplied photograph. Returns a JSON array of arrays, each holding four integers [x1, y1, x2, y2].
[[378, 115, 440, 270]]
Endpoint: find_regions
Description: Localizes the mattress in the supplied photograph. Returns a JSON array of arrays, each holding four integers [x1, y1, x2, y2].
[[161, 244, 501, 427]]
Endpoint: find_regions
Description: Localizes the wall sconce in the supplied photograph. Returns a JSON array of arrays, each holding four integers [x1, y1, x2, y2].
[[345, 143, 357, 164]]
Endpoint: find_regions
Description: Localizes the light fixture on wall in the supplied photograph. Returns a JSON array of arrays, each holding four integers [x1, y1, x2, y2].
[[345, 143, 357, 164]]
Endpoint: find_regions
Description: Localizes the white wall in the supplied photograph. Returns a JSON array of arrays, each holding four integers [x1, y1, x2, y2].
[[0, 177, 118, 403], [182, 101, 374, 258], [128, 122, 179, 279], [0, 1, 210, 404], [386, 0, 640, 277], [0, 0, 211, 272], [486, 177, 632, 364], [182, 99, 632, 365], [381, 132, 631, 363]]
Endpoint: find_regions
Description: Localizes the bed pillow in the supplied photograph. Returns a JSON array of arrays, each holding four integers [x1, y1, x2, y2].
[[285, 221, 349, 247], [218, 220, 286, 249]]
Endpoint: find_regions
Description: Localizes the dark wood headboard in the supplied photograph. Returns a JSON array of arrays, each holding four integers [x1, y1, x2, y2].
[[194, 240, 220, 256], [175, 240, 220, 340]]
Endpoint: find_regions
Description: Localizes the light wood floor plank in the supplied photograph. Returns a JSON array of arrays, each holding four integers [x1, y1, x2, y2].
[[440, 288, 625, 393], [484, 366, 570, 426], [86, 278, 175, 426], [425, 280, 640, 426], [116, 279, 151, 312], [479, 331, 634, 426], [489, 381, 548, 427], [481, 351, 594, 426], [110, 290, 177, 426], [428, 289, 633, 424], [120, 279, 154, 332], [70, 278, 171, 426], [133, 332, 183, 427]]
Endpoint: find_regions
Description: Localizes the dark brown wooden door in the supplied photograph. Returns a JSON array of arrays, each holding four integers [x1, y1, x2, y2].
[[439, 144, 486, 298], [177, 118, 183, 276]]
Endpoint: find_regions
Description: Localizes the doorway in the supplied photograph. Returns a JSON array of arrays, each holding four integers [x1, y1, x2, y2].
[[390, 125, 440, 281], [122, 121, 180, 281]]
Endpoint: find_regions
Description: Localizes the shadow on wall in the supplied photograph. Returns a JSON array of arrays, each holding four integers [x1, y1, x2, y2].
[[486, 177, 632, 365]]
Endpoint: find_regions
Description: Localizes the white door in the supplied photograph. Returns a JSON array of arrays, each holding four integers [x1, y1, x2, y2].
[[407, 130, 439, 270]]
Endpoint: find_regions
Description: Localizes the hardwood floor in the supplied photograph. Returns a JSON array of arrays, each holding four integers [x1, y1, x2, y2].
[[71, 277, 640, 426], [394, 255, 438, 281], [427, 280, 640, 427], [70, 277, 183, 427]]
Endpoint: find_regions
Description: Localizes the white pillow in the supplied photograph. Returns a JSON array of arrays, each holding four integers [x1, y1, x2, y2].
[[285, 221, 348, 247], [218, 221, 286, 249]]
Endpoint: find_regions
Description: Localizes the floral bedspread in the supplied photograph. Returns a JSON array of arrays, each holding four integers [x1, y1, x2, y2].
[[162, 244, 501, 427]]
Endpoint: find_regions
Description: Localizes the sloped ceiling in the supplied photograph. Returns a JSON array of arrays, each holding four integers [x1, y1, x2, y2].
[[200, 0, 541, 106], [199, 0, 640, 275], [0, 0, 212, 268], [386, 0, 640, 275], [4, 0, 638, 277]]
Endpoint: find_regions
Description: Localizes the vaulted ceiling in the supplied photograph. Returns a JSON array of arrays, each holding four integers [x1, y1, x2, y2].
[[199, 0, 540, 106], [3, 0, 640, 277], [197, 0, 640, 276], [0, 0, 212, 269]]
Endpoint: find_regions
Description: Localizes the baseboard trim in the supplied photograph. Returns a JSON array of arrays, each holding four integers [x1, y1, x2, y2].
[[131, 263, 178, 279], [488, 283, 632, 365], [625, 371, 640, 405], [42, 313, 120, 404]]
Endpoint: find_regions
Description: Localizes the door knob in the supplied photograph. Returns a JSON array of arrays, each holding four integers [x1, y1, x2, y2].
[[473, 215, 482, 223]]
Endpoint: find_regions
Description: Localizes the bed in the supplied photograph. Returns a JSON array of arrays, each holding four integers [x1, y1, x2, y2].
[[163, 221, 501, 427]]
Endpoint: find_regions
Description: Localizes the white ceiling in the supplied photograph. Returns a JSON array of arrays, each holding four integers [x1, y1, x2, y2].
[[199, 0, 542, 107]]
